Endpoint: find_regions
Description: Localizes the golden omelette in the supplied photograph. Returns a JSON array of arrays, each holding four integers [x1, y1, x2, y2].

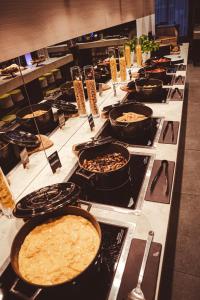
[[18, 215, 100, 285]]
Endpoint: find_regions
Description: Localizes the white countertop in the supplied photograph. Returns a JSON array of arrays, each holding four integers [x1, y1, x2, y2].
[[0, 43, 189, 299]]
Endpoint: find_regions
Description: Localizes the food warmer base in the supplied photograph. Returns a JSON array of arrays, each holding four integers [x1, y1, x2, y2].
[[0, 223, 127, 300], [160, 74, 174, 86], [68, 154, 150, 211], [126, 88, 169, 104], [95, 118, 162, 148]]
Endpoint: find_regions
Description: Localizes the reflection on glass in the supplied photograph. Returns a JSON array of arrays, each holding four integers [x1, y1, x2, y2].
[[84, 65, 99, 117], [108, 47, 117, 83], [70, 66, 87, 117], [118, 46, 127, 82], [0, 168, 14, 218], [125, 44, 131, 68]]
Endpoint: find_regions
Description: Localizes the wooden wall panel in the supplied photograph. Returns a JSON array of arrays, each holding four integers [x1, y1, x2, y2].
[[0, 0, 154, 63]]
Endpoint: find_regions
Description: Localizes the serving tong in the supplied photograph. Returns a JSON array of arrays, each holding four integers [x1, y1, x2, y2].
[[174, 74, 184, 84], [162, 121, 175, 142], [171, 87, 182, 99], [150, 160, 169, 196]]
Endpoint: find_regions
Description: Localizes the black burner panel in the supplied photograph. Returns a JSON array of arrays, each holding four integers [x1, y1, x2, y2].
[[127, 88, 169, 103], [163, 74, 174, 86], [69, 154, 150, 210], [97, 118, 160, 147], [0, 223, 127, 300]]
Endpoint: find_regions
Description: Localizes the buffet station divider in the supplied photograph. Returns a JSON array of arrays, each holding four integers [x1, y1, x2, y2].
[[0, 43, 189, 300]]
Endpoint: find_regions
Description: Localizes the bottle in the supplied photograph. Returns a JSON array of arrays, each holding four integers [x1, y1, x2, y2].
[[119, 46, 127, 82], [136, 39, 142, 67], [70, 66, 87, 117], [108, 47, 117, 82], [125, 44, 131, 68], [84, 65, 99, 117]]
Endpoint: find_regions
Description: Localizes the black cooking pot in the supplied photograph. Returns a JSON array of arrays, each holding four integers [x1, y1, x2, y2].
[[139, 65, 167, 81], [135, 78, 163, 97], [77, 143, 130, 190], [146, 56, 171, 67], [16, 103, 55, 134], [109, 103, 153, 140], [11, 206, 102, 292]]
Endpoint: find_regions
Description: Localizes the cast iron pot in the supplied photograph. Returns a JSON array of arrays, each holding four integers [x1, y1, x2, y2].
[[77, 143, 131, 191], [109, 102, 153, 140], [146, 56, 171, 67], [16, 103, 54, 134], [139, 65, 167, 81], [135, 78, 163, 97], [11, 206, 102, 294]]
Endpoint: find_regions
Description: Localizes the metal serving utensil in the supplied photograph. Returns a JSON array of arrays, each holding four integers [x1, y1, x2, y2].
[[150, 160, 169, 196], [162, 121, 175, 142], [171, 87, 182, 99], [127, 231, 154, 300]]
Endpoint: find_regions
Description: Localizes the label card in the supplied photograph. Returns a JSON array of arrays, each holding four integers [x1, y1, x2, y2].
[[20, 148, 29, 169], [88, 114, 95, 131], [58, 112, 66, 128], [48, 151, 62, 174]]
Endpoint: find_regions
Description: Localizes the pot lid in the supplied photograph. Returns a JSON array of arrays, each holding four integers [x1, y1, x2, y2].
[[52, 100, 78, 114], [13, 182, 81, 219], [73, 136, 114, 153], [4, 130, 41, 148]]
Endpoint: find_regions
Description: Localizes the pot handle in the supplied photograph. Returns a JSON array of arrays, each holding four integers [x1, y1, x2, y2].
[[10, 278, 42, 300], [77, 200, 92, 212], [111, 121, 129, 128], [76, 168, 95, 180]]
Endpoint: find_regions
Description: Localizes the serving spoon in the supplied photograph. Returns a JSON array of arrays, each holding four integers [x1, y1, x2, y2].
[[127, 231, 154, 300]]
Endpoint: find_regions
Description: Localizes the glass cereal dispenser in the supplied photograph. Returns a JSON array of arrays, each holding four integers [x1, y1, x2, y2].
[[84, 65, 99, 117], [70, 66, 87, 117]]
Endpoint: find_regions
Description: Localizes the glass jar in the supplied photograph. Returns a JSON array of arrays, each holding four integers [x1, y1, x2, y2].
[[124, 44, 131, 68], [70, 66, 87, 117], [118, 46, 127, 82], [136, 40, 142, 67], [0, 168, 15, 218], [108, 47, 118, 83], [84, 65, 99, 117]]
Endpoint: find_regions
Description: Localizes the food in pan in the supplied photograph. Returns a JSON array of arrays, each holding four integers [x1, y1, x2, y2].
[[22, 110, 47, 119], [82, 153, 127, 172], [145, 68, 165, 73], [142, 84, 157, 88], [18, 215, 100, 285], [116, 112, 147, 123], [152, 58, 170, 63]]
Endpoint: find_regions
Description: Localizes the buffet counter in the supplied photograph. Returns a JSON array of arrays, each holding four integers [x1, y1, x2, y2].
[[0, 43, 189, 300], [0, 54, 73, 95]]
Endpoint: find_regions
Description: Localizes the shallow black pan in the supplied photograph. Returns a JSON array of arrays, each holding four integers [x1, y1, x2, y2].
[[11, 206, 102, 292]]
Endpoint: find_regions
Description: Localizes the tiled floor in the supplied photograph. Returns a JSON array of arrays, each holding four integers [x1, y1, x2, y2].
[[159, 64, 200, 300]]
